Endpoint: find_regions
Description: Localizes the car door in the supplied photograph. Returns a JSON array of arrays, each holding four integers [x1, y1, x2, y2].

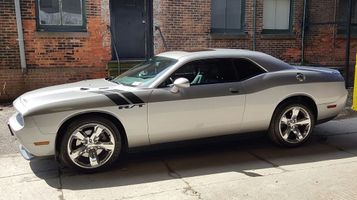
[[147, 58, 246, 144]]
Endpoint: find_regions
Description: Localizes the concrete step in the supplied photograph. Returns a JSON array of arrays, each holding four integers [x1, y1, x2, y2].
[[107, 60, 144, 77]]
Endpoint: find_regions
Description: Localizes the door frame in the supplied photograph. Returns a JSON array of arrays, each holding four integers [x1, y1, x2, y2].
[[109, 0, 154, 60]]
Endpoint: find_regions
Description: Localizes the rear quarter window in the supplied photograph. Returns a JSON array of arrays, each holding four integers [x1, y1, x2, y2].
[[233, 58, 266, 81]]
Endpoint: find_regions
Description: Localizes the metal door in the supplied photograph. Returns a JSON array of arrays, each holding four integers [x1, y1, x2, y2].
[[110, 0, 148, 60]]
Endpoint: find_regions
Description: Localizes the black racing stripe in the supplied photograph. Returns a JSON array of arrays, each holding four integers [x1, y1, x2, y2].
[[91, 91, 130, 105], [120, 92, 144, 104]]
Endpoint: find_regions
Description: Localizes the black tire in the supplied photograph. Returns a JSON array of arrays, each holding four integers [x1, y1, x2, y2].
[[59, 116, 122, 173], [268, 102, 315, 147]]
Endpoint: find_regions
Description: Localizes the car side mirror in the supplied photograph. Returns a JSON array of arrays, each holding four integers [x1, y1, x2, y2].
[[170, 78, 190, 93]]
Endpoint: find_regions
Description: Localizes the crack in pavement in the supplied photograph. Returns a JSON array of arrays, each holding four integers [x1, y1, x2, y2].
[[162, 160, 203, 200], [118, 190, 180, 200]]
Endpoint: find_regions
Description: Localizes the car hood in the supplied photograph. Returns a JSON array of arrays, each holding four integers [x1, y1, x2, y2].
[[14, 79, 146, 116]]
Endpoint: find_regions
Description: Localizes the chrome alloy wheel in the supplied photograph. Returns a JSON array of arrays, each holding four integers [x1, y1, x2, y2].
[[278, 106, 312, 144], [67, 123, 115, 169]]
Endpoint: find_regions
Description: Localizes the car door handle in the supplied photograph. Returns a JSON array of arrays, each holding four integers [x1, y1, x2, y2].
[[229, 88, 239, 94]]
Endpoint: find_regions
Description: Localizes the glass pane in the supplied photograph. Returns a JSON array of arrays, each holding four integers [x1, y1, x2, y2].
[[233, 59, 265, 81], [62, 0, 83, 25], [353, 1, 357, 23], [173, 59, 237, 85], [113, 56, 177, 87], [199, 59, 236, 84], [211, 0, 226, 29], [275, 0, 290, 29], [263, 0, 290, 30], [226, 0, 242, 29], [338, 0, 357, 33], [38, 0, 61, 25], [263, 0, 276, 29]]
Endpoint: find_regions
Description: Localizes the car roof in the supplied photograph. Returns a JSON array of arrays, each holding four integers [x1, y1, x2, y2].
[[157, 48, 294, 72]]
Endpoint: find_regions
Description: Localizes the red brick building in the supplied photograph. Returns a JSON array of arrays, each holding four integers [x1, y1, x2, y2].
[[0, 0, 356, 101]]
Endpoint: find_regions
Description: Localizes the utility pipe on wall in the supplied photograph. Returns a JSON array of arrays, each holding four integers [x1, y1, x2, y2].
[[345, 0, 353, 88], [252, 0, 257, 51], [14, 0, 27, 72], [301, 0, 307, 65]]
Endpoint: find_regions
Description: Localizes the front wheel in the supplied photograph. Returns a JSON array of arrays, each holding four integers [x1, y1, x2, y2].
[[60, 116, 121, 172], [269, 103, 315, 147]]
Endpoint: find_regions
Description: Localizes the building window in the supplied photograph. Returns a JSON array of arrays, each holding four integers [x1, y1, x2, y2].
[[36, 0, 86, 32], [263, 0, 292, 33], [211, 0, 244, 34], [337, 0, 357, 34]]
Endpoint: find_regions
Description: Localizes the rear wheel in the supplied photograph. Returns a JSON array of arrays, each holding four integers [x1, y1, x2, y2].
[[60, 116, 121, 172], [269, 103, 315, 147]]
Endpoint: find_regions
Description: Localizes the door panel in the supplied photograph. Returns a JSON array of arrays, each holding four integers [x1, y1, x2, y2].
[[148, 83, 246, 144], [110, 0, 146, 59]]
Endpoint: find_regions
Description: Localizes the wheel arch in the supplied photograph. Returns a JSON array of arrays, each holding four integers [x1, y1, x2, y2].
[[54, 111, 128, 161], [273, 94, 318, 123]]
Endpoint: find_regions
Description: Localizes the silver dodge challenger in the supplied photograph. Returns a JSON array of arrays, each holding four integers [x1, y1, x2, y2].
[[8, 49, 348, 172]]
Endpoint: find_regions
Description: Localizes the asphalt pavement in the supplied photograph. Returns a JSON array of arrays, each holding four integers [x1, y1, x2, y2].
[[1, 105, 357, 200]]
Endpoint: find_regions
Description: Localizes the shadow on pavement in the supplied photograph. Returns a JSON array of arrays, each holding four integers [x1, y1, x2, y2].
[[28, 131, 357, 190]]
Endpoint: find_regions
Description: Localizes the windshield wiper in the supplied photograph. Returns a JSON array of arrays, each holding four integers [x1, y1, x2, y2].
[[105, 76, 114, 81], [105, 76, 121, 85]]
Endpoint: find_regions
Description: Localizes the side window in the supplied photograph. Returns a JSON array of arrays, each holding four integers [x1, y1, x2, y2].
[[160, 59, 238, 87], [233, 59, 266, 81]]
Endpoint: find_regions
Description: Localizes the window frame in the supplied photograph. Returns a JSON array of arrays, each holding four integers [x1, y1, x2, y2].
[[262, 0, 294, 34], [210, 0, 246, 34], [35, 0, 87, 32]]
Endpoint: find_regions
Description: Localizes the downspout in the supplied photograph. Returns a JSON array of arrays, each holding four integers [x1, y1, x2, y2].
[[345, 0, 352, 88], [14, 0, 27, 73], [252, 0, 257, 51], [301, 0, 307, 65]]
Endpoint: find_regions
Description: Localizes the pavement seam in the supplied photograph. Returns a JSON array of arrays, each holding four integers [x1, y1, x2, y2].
[[315, 131, 357, 137], [318, 140, 357, 156], [247, 151, 289, 173], [161, 159, 203, 200], [57, 167, 65, 200], [185, 158, 357, 190], [0, 168, 58, 179]]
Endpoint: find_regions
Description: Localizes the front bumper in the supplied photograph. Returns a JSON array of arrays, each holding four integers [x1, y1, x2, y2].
[[19, 144, 34, 160], [8, 112, 55, 158], [7, 123, 14, 136], [8, 120, 34, 160]]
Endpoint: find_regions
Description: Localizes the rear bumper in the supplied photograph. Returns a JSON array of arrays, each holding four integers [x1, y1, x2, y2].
[[317, 91, 348, 123]]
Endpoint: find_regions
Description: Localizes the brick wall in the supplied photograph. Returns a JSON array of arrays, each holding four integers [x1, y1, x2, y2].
[[0, 0, 20, 69], [304, 0, 357, 67], [153, 0, 303, 62], [153, 0, 357, 69], [0, 0, 111, 102]]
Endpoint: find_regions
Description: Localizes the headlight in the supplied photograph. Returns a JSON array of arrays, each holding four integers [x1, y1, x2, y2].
[[16, 113, 24, 127]]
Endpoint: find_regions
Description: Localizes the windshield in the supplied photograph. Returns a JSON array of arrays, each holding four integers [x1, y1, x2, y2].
[[112, 56, 177, 87]]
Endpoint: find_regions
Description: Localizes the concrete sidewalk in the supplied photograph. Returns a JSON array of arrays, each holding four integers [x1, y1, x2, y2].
[[0, 117, 357, 200]]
